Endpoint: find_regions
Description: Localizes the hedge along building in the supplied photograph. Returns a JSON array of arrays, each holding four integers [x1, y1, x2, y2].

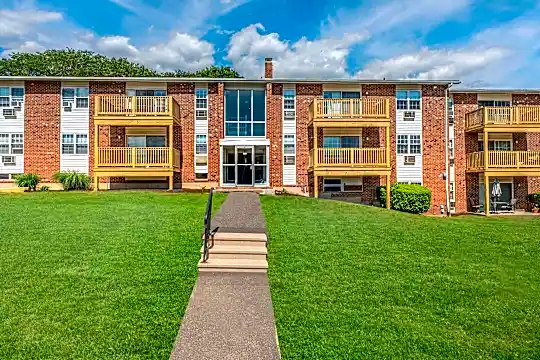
[[0, 58, 464, 214]]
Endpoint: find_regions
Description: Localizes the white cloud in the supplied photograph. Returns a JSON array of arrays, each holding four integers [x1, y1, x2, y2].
[[0, 9, 62, 38], [226, 23, 367, 78]]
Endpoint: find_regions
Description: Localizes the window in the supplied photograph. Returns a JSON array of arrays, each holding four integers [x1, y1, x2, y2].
[[127, 135, 166, 147], [196, 173, 208, 180], [479, 140, 512, 151], [410, 135, 421, 154], [196, 135, 207, 155], [397, 135, 408, 154], [323, 136, 360, 148], [128, 90, 167, 96], [0, 133, 24, 155], [284, 89, 296, 119], [323, 179, 342, 192], [62, 87, 89, 109], [478, 100, 511, 107], [283, 134, 296, 165], [398, 134, 421, 155], [225, 89, 266, 137], [397, 90, 421, 110], [195, 87, 208, 119], [62, 134, 88, 154], [450, 182, 455, 201], [323, 91, 360, 99], [0, 87, 24, 108], [323, 178, 363, 192]]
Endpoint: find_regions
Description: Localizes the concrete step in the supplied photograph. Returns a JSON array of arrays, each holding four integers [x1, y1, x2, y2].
[[201, 244, 267, 261], [203, 232, 268, 247], [198, 258, 268, 273]]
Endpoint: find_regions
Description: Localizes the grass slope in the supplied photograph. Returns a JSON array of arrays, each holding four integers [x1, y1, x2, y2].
[[0, 191, 224, 360], [262, 196, 540, 360]]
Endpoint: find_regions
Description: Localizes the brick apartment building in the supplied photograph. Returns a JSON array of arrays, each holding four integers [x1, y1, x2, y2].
[[1, 59, 539, 215]]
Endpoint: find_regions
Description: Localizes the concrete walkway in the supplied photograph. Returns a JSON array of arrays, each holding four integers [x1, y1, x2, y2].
[[170, 193, 280, 360]]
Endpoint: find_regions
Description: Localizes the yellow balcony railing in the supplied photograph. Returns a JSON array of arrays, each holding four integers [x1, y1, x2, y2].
[[465, 106, 540, 130], [310, 98, 390, 121], [97, 147, 173, 168], [467, 151, 540, 170], [309, 148, 389, 168], [95, 95, 179, 119]]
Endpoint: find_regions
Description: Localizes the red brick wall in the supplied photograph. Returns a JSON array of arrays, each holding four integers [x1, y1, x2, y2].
[[24, 81, 61, 180], [515, 177, 529, 209], [267, 83, 283, 187], [454, 93, 478, 213], [208, 83, 224, 183], [422, 85, 447, 214], [362, 85, 396, 182], [297, 84, 322, 188], [362, 127, 382, 147], [89, 81, 126, 184], [168, 83, 194, 183]]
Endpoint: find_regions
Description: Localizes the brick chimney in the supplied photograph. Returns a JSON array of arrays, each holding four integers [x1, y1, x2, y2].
[[264, 58, 273, 79]]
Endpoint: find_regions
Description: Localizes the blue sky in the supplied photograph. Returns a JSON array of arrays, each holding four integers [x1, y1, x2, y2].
[[1, 0, 540, 87]]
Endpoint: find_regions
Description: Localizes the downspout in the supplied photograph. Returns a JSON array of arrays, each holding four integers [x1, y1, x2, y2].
[[444, 85, 452, 216]]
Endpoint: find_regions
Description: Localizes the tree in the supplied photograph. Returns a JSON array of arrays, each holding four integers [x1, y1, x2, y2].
[[0, 49, 242, 78]]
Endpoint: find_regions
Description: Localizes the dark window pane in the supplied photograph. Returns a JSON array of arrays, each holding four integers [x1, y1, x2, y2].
[[239, 122, 251, 136], [342, 92, 360, 99], [255, 166, 267, 184], [225, 122, 238, 136], [239, 90, 251, 122], [253, 123, 265, 136], [341, 136, 360, 148], [223, 166, 235, 184], [225, 90, 238, 122], [253, 90, 265, 121]]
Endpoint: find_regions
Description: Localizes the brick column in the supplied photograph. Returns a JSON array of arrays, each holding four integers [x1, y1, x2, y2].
[[267, 83, 283, 187], [422, 85, 447, 214], [297, 84, 322, 190], [454, 93, 478, 213], [208, 83, 224, 183], [362, 85, 396, 182], [24, 81, 61, 181]]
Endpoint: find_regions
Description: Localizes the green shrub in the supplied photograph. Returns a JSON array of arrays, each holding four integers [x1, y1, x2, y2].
[[53, 171, 90, 191], [377, 184, 432, 214], [39, 186, 50, 192], [14, 173, 40, 191], [527, 192, 540, 208]]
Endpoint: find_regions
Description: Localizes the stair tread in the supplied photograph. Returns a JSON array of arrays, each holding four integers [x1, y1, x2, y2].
[[201, 245, 267, 254], [202, 232, 267, 242], [198, 258, 268, 268]]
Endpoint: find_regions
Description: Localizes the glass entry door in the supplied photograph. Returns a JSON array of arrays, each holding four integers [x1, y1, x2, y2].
[[221, 145, 267, 186], [237, 147, 253, 186]]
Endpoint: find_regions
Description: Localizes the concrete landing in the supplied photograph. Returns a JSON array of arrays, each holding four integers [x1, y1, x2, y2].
[[211, 192, 267, 234], [169, 272, 280, 360]]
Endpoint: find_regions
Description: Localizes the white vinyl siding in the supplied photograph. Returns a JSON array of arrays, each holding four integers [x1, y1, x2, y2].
[[283, 86, 296, 185], [194, 85, 209, 176], [0, 81, 25, 177], [396, 87, 422, 184], [60, 83, 90, 174]]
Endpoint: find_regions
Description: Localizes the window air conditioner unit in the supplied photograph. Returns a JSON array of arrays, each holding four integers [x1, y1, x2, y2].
[[11, 100, 23, 110], [404, 156, 416, 165], [404, 111, 415, 121], [63, 100, 73, 112], [2, 108, 16, 117], [2, 156, 16, 166]]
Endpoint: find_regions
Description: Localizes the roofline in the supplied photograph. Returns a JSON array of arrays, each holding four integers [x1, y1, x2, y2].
[[0, 76, 460, 85], [450, 88, 540, 94]]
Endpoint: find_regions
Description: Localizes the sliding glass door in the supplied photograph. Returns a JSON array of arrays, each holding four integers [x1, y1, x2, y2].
[[221, 145, 268, 186]]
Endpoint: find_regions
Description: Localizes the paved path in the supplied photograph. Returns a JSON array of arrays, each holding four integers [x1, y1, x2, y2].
[[170, 192, 280, 360]]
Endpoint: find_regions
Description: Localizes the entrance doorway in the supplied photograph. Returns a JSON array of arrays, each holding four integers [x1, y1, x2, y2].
[[221, 145, 268, 186]]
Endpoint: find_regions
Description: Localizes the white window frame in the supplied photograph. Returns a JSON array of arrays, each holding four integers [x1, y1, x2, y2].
[[61, 133, 88, 155], [397, 90, 421, 110], [0, 133, 24, 155], [283, 88, 296, 119], [398, 134, 421, 155], [397, 135, 409, 154], [283, 134, 296, 165], [323, 177, 363, 192], [0, 87, 24, 109], [195, 87, 208, 120], [62, 87, 89, 109], [410, 135, 421, 154], [195, 134, 208, 167], [224, 89, 266, 137]]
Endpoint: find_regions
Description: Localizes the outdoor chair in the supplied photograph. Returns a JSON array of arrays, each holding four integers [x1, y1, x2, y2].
[[468, 197, 481, 213]]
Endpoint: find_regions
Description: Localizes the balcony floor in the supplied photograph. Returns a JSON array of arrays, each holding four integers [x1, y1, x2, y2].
[[309, 166, 391, 177], [94, 167, 180, 177]]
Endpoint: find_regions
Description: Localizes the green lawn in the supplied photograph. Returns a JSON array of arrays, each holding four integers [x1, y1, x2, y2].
[[262, 196, 540, 360], [0, 191, 224, 360]]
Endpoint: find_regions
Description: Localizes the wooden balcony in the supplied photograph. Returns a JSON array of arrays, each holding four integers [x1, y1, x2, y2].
[[465, 106, 540, 132], [94, 147, 181, 178], [466, 150, 540, 175], [94, 95, 180, 126], [309, 98, 390, 127], [309, 148, 391, 176]]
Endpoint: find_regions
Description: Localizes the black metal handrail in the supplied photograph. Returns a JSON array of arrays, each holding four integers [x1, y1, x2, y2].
[[202, 188, 219, 262]]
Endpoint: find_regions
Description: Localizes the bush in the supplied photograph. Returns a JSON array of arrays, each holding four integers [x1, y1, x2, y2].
[[53, 171, 90, 191], [527, 192, 540, 208], [14, 173, 40, 191], [39, 186, 50, 192], [377, 183, 432, 214]]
